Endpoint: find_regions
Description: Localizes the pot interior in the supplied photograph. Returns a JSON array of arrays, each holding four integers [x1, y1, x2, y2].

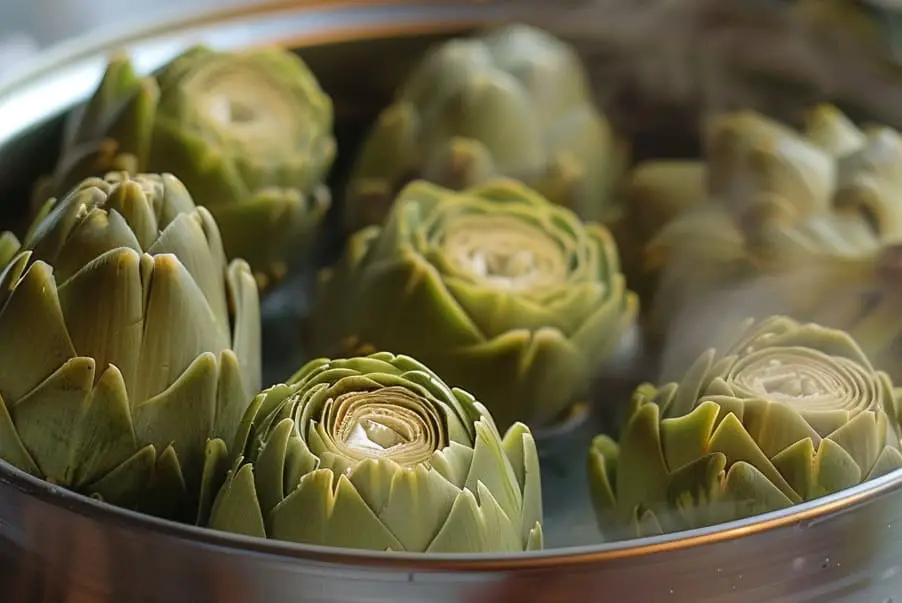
[[2, 0, 902, 564]]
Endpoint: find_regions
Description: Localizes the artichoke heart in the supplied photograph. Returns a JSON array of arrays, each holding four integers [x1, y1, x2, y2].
[[313, 178, 638, 431], [0, 172, 261, 521], [35, 45, 336, 287], [642, 105, 902, 383], [589, 316, 902, 539], [343, 23, 627, 233], [206, 351, 543, 553]]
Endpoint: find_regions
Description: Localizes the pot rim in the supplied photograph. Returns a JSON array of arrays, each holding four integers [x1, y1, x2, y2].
[[7, 456, 902, 570], [2, 0, 901, 572]]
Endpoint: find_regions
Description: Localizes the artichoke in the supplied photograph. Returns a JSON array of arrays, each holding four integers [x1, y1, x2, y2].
[[342, 23, 626, 233], [0, 172, 261, 521], [314, 178, 638, 431], [645, 106, 902, 381], [207, 351, 543, 553], [36, 45, 336, 287], [589, 316, 902, 539]]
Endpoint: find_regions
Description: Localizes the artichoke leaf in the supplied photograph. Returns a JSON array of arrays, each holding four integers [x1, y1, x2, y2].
[[213, 350, 252, 444], [866, 445, 902, 480], [804, 103, 866, 156], [269, 469, 403, 550], [432, 442, 477, 490], [56, 248, 145, 398], [500, 422, 543, 541], [587, 435, 618, 522], [225, 259, 262, 397], [426, 483, 521, 554], [463, 419, 523, 523], [132, 352, 218, 492], [148, 209, 229, 332], [85, 444, 157, 509], [352, 459, 460, 553], [140, 444, 190, 519], [0, 258, 77, 401], [253, 417, 295, 518], [196, 437, 231, 526], [208, 461, 267, 538], [614, 401, 670, 519], [135, 254, 230, 402], [0, 391, 40, 476], [67, 365, 140, 488], [10, 357, 96, 485]]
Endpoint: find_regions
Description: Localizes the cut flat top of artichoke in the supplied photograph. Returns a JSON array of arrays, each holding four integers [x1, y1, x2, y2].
[[442, 214, 566, 291], [188, 65, 297, 158], [331, 387, 442, 467], [728, 348, 878, 412]]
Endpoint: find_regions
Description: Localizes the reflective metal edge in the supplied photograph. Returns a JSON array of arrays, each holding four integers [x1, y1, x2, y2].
[[2, 1, 902, 601]]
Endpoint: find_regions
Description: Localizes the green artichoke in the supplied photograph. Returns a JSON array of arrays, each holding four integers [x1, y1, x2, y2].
[[314, 178, 638, 431], [0, 172, 261, 521], [589, 316, 902, 539], [207, 351, 543, 553], [616, 106, 868, 323], [36, 45, 336, 288], [342, 23, 627, 233], [645, 106, 902, 381]]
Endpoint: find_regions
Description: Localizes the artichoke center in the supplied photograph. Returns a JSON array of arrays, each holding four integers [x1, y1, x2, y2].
[[345, 416, 414, 452], [443, 215, 565, 290], [189, 65, 296, 156], [731, 350, 869, 410], [331, 387, 440, 467], [210, 96, 256, 125]]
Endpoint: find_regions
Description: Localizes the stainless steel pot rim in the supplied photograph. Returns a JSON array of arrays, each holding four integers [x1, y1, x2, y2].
[[6, 454, 902, 570], [3, 0, 901, 572], [0, 0, 529, 146]]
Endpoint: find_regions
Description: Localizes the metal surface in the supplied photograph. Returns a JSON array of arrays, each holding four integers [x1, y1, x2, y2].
[[3, 1, 902, 601]]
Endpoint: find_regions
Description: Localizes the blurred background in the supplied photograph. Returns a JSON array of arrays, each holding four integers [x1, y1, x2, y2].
[[0, 0, 270, 80]]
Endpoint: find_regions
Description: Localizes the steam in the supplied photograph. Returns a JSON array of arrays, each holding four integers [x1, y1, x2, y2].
[[539, 0, 902, 144]]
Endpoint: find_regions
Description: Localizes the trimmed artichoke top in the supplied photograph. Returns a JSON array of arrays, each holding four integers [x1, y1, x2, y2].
[[343, 23, 626, 233], [588, 316, 902, 539], [314, 178, 637, 431], [37, 45, 337, 287], [635, 105, 902, 382], [207, 351, 543, 553], [0, 172, 261, 520]]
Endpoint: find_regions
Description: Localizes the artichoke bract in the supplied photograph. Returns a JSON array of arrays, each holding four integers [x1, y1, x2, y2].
[[0, 231, 21, 269], [342, 23, 626, 233], [314, 179, 638, 431], [589, 316, 902, 540], [0, 172, 261, 521], [207, 352, 543, 553], [36, 45, 336, 287]]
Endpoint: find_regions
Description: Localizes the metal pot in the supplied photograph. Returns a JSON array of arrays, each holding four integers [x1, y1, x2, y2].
[[3, 1, 902, 602]]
